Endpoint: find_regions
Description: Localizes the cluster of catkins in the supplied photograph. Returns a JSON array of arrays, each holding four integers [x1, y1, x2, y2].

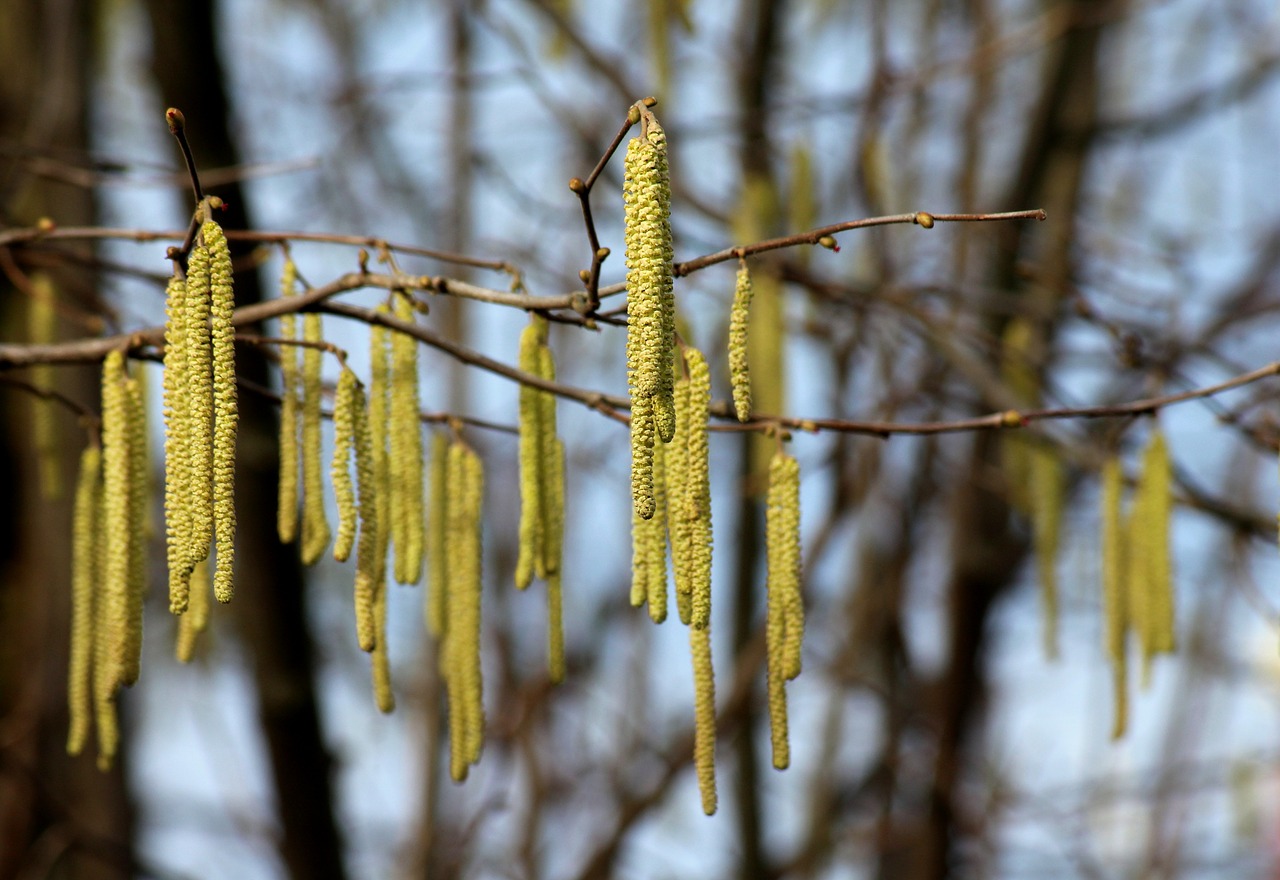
[[622, 105, 807, 813]]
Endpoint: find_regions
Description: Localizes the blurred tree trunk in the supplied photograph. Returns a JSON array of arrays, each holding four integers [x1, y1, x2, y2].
[[141, 1, 348, 877], [0, 1, 135, 878]]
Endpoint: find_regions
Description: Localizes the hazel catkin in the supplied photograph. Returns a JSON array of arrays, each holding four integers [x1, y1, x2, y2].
[[729, 261, 753, 422], [163, 272, 192, 613], [765, 449, 803, 769], [277, 259, 300, 544], [206, 219, 237, 604], [67, 444, 101, 755], [389, 291, 425, 585], [331, 368, 360, 563], [1100, 456, 1128, 739], [299, 312, 330, 565]]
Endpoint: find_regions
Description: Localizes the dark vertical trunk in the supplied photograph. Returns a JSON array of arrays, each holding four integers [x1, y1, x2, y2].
[[141, 1, 348, 877], [0, 1, 135, 877]]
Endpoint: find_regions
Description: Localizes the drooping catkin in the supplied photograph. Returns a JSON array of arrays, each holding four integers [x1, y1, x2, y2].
[[516, 317, 549, 590], [729, 262, 753, 422], [681, 348, 713, 630], [352, 376, 381, 654], [299, 313, 330, 564], [331, 368, 360, 562], [120, 373, 147, 686], [183, 237, 215, 573], [690, 620, 717, 815], [67, 444, 101, 755], [765, 450, 803, 769], [1100, 456, 1128, 739], [95, 352, 131, 770], [425, 432, 449, 638], [277, 258, 300, 543], [175, 557, 210, 663], [1131, 427, 1175, 682], [630, 394, 657, 520], [206, 220, 238, 604], [538, 344, 563, 580], [547, 440, 566, 683], [390, 291, 425, 584], [666, 367, 692, 608], [163, 272, 193, 613], [371, 577, 395, 713], [445, 441, 485, 780], [28, 273, 61, 498], [624, 108, 676, 511], [632, 434, 669, 623]]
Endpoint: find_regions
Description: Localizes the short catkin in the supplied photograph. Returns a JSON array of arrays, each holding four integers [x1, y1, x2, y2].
[[277, 259, 300, 543], [729, 261, 753, 422], [331, 368, 360, 563], [206, 219, 238, 604]]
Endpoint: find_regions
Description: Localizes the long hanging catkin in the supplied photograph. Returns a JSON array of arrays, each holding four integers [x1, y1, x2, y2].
[[765, 449, 802, 769], [299, 312, 329, 565], [445, 440, 485, 781], [690, 621, 717, 815], [389, 291, 424, 584], [206, 219, 237, 604], [624, 107, 675, 518], [163, 272, 192, 613], [332, 368, 360, 563], [516, 316, 549, 590], [277, 259, 301, 543], [182, 236, 215, 574], [67, 444, 101, 755], [1100, 456, 1128, 739]]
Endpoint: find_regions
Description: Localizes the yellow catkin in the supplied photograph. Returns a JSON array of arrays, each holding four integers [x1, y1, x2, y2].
[[206, 220, 237, 604], [95, 351, 131, 770], [120, 373, 147, 686], [537, 340, 561, 578], [183, 238, 215, 573], [1131, 428, 1175, 684], [728, 262, 753, 422], [369, 309, 393, 624], [666, 366, 691, 606], [163, 272, 192, 613], [67, 444, 101, 755], [425, 432, 449, 638], [176, 557, 211, 663], [516, 317, 548, 589], [277, 258, 300, 543], [300, 313, 329, 565], [682, 349, 713, 630], [446, 441, 485, 780], [632, 436, 669, 623], [690, 621, 717, 815], [1100, 456, 1128, 739], [624, 109, 676, 498], [331, 369, 359, 563], [766, 450, 803, 768], [1030, 443, 1065, 661], [371, 578, 395, 713], [390, 291, 425, 584], [547, 438, 567, 683], [28, 273, 61, 498], [352, 377, 381, 654]]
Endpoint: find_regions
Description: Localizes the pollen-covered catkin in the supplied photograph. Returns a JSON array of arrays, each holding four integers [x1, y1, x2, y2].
[[765, 450, 803, 768], [445, 441, 485, 780], [163, 272, 192, 613], [331, 369, 359, 563], [67, 444, 101, 755], [1131, 427, 1175, 682], [729, 262, 753, 422], [371, 577, 395, 713], [690, 621, 717, 815], [632, 435, 668, 623], [682, 348, 713, 630], [390, 291, 424, 584], [183, 237, 215, 573], [547, 437, 566, 683], [300, 313, 329, 565], [277, 259, 300, 543], [206, 220, 238, 604], [120, 373, 147, 685], [425, 432, 449, 638], [516, 317, 548, 590], [1100, 456, 1128, 739], [630, 394, 657, 520], [624, 108, 676, 504], [352, 376, 381, 654]]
